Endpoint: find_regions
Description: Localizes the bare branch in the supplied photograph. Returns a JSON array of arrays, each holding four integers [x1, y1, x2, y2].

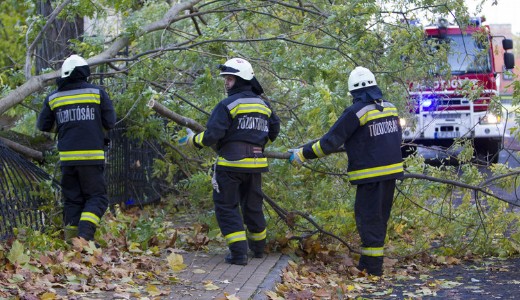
[[25, 0, 73, 79], [0, 137, 44, 162], [147, 99, 205, 132], [1, 0, 203, 115]]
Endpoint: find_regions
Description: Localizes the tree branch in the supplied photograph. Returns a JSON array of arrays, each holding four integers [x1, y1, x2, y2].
[[1, 0, 203, 116], [0, 136, 44, 162], [25, 0, 73, 79]]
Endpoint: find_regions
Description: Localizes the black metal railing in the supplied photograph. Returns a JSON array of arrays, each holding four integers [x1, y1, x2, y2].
[[106, 124, 163, 207], [0, 124, 165, 239], [0, 141, 60, 239]]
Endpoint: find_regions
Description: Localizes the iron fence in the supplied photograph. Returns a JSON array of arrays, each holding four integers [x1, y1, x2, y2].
[[106, 124, 163, 207], [0, 124, 165, 239], [0, 141, 60, 239]]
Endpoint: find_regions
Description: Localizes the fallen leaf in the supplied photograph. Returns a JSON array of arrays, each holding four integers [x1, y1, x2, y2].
[[146, 284, 170, 296], [128, 242, 143, 253], [7, 241, 29, 266], [167, 252, 186, 272], [39, 292, 57, 300], [225, 293, 240, 300], [204, 281, 220, 290], [314, 288, 331, 298], [112, 292, 131, 299], [265, 290, 284, 300]]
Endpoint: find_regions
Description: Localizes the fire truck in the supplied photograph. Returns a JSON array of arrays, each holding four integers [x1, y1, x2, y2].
[[401, 17, 515, 163]]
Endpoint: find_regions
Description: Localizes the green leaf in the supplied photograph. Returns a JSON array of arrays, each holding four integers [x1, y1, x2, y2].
[[7, 240, 30, 266]]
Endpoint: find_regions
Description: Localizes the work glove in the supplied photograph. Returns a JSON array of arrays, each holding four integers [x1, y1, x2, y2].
[[288, 148, 306, 168], [178, 128, 195, 148]]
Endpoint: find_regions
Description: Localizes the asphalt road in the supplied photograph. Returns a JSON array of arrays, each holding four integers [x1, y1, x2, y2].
[[414, 102, 520, 205]]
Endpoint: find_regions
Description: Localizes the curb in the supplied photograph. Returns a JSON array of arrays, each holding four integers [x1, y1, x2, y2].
[[252, 254, 290, 299]]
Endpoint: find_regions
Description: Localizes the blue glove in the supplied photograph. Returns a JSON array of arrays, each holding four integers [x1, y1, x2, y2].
[[288, 148, 306, 168], [178, 128, 195, 148]]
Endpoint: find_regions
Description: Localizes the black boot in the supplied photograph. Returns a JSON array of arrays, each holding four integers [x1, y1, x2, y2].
[[78, 220, 96, 241], [225, 253, 248, 265], [248, 239, 266, 258], [358, 255, 383, 276], [225, 241, 248, 265]]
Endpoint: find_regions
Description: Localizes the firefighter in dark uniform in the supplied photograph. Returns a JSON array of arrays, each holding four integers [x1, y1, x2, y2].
[[179, 58, 280, 265], [289, 66, 403, 276], [37, 54, 116, 243]]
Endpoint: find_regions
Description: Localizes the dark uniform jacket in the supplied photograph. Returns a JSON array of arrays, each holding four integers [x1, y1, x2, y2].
[[301, 97, 403, 185], [37, 79, 116, 166], [193, 86, 280, 173]]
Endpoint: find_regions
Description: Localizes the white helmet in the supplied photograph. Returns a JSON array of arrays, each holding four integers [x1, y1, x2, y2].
[[348, 66, 377, 91], [61, 54, 88, 78], [218, 58, 254, 80]]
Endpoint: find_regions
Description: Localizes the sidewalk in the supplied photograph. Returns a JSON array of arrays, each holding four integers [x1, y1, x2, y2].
[[165, 251, 289, 299]]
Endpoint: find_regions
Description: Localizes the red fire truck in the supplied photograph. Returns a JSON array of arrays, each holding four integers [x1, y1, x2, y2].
[[401, 17, 515, 163]]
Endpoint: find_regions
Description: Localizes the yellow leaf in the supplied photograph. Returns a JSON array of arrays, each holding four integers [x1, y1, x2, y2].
[[265, 290, 284, 300], [204, 281, 220, 290], [167, 252, 186, 272], [146, 284, 169, 296], [225, 293, 240, 300], [40, 292, 57, 300], [128, 242, 143, 253], [394, 223, 405, 235]]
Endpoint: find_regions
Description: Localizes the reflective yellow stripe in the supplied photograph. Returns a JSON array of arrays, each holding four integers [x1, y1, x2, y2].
[[225, 231, 247, 244], [217, 157, 268, 168], [59, 150, 105, 161], [348, 162, 403, 181], [248, 229, 266, 241], [49, 93, 101, 110], [194, 132, 205, 146], [80, 212, 100, 226], [229, 103, 272, 118], [361, 247, 384, 257], [358, 107, 398, 126], [311, 141, 326, 158]]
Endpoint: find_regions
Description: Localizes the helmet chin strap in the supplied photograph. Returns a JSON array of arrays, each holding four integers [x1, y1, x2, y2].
[[374, 99, 384, 111]]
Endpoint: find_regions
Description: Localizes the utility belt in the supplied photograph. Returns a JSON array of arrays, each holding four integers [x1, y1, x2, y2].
[[218, 142, 264, 161]]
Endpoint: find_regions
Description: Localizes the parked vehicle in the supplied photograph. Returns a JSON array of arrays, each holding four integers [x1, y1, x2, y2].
[[401, 17, 515, 163]]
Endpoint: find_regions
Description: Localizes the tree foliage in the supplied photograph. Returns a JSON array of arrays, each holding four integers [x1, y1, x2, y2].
[[1, 0, 520, 264]]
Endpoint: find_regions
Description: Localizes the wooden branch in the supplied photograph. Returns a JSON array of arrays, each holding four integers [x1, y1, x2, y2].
[[147, 98, 290, 160], [147, 99, 205, 132], [0, 137, 44, 162], [262, 192, 358, 254], [403, 172, 520, 206]]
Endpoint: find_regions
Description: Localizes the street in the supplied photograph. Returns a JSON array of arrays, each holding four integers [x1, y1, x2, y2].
[[414, 107, 520, 206]]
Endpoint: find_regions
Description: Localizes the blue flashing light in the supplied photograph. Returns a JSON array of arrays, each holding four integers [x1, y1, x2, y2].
[[422, 99, 433, 108], [416, 94, 442, 112]]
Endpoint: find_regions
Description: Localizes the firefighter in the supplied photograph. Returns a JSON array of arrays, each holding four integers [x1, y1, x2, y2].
[[289, 66, 403, 276], [37, 54, 116, 243], [179, 58, 280, 265]]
